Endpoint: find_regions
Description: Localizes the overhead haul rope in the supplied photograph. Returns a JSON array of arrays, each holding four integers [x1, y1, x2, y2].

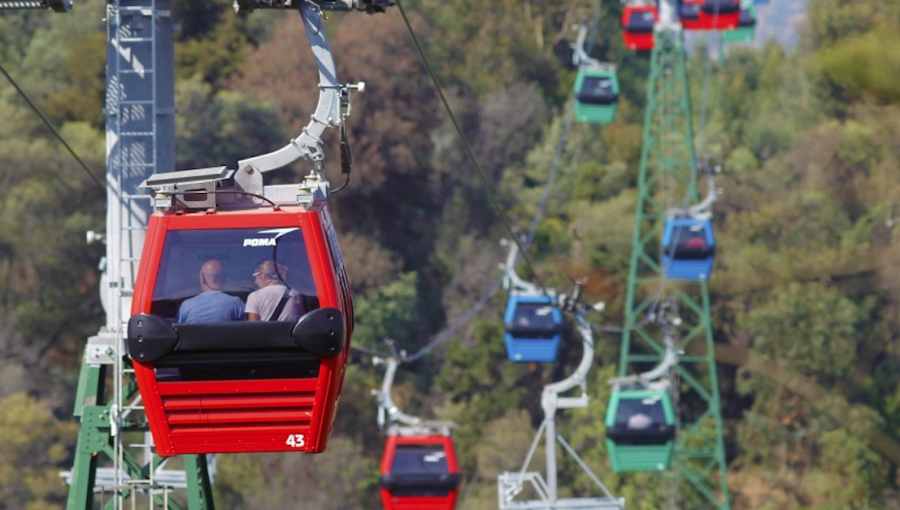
[[687, 9, 721, 207], [0, 59, 105, 190], [356, 102, 576, 361], [375, 0, 656, 357], [354, 6, 592, 361], [394, 0, 552, 300], [585, 0, 604, 56]]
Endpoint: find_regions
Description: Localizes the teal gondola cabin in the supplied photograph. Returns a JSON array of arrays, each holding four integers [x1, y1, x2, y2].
[[574, 67, 620, 124], [605, 388, 676, 472]]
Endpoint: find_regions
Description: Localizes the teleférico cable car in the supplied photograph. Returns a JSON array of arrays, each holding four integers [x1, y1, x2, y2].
[[698, 0, 740, 29], [679, 0, 740, 30], [380, 426, 461, 510], [127, 171, 354, 456], [503, 294, 565, 362], [722, 1, 756, 43], [661, 218, 716, 280], [621, 5, 657, 51], [605, 388, 676, 472], [678, 0, 704, 30], [574, 67, 620, 124]]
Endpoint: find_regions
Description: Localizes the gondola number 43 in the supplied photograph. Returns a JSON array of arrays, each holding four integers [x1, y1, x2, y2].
[[285, 434, 306, 448]]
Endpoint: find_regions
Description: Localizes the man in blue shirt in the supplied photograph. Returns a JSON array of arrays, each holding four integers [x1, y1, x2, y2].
[[176, 259, 245, 323]]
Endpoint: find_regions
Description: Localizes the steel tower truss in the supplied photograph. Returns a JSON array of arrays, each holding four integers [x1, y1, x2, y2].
[[65, 0, 215, 508], [616, 14, 730, 510]]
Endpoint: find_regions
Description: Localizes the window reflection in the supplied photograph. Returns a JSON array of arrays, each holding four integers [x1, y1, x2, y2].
[[151, 228, 318, 322]]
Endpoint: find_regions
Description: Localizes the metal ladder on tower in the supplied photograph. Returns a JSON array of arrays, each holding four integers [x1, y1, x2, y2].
[[64, 0, 215, 508]]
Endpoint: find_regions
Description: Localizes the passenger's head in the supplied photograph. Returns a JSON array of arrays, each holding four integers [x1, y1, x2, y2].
[[253, 261, 288, 288], [626, 412, 653, 430], [199, 259, 226, 292]]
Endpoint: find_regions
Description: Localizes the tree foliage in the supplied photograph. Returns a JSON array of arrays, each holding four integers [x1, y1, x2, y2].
[[3, 0, 900, 508]]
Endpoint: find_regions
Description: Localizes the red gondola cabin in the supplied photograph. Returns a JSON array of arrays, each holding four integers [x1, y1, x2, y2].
[[380, 427, 460, 510], [622, 5, 657, 51], [698, 0, 740, 29], [679, 0, 739, 30], [128, 195, 353, 456]]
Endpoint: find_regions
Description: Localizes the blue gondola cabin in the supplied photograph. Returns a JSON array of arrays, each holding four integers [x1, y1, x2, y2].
[[662, 218, 716, 280], [503, 295, 564, 362]]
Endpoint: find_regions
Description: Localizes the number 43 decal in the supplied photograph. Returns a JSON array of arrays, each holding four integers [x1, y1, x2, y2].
[[285, 434, 306, 448]]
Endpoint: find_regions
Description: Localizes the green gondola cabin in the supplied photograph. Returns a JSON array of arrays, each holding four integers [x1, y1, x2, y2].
[[573, 67, 620, 124], [605, 388, 676, 472], [722, 1, 756, 43]]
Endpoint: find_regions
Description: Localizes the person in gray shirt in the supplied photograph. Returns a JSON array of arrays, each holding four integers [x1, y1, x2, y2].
[[246, 261, 306, 322]]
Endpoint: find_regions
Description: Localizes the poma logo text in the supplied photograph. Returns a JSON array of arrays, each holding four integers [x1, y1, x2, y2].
[[243, 238, 278, 247]]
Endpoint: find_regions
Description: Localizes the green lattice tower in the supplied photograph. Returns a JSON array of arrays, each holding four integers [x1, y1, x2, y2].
[[617, 24, 730, 510], [66, 352, 214, 510], [64, 0, 214, 506]]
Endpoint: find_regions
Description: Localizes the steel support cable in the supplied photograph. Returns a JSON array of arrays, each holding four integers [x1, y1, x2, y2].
[[403, 278, 502, 362], [688, 31, 717, 209], [525, 102, 575, 250], [352, 108, 573, 361], [0, 59, 105, 190], [394, 0, 550, 299], [356, 105, 573, 361], [585, 0, 604, 56], [355, 3, 598, 361], [392, 90, 581, 361], [695, 35, 715, 160]]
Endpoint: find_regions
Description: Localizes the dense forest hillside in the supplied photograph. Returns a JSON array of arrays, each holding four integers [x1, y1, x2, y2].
[[1, 0, 900, 508]]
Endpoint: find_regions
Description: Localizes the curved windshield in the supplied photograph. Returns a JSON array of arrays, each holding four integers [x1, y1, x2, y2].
[[615, 397, 667, 429], [577, 77, 617, 105], [628, 11, 656, 32], [150, 228, 318, 322], [391, 445, 450, 475], [671, 225, 714, 260], [510, 302, 559, 337]]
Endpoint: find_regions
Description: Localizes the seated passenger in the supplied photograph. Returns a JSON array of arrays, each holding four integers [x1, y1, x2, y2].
[[246, 261, 306, 322], [176, 259, 245, 323], [627, 412, 653, 430]]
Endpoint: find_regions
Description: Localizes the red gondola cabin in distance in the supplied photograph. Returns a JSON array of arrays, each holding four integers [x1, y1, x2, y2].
[[698, 0, 740, 29], [622, 5, 657, 51], [128, 197, 354, 456], [380, 427, 461, 510]]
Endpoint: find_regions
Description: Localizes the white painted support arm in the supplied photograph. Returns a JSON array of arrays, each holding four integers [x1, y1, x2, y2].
[[502, 241, 541, 295], [609, 329, 677, 390], [376, 357, 421, 429], [237, 2, 341, 179], [667, 172, 717, 221], [687, 172, 718, 219], [571, 21, 614, 71], [541, 309, 594, 413]]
